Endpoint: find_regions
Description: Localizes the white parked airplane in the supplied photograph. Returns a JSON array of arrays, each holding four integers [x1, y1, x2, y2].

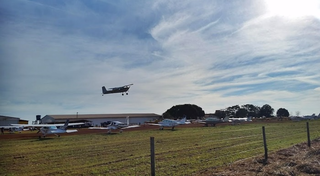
[[228, 117, 252, 124], [12, 120, 83, 138], [89, 117, 140, 134], [151, 117, 189, 130], [0, 126, 26, 133], [290, 113, 320, 121], [200, 117, 229, 127]]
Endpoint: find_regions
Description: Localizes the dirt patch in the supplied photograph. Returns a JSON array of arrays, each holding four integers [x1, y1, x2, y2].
[[195, 138, 320, 176]]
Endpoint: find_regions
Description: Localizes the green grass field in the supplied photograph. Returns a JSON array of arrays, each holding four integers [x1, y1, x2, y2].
[[1, 120, 319, 176]]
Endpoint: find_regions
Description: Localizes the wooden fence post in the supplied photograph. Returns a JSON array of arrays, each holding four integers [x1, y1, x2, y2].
[[306, 122, 311, 147], [150, 137, 155, 176], [262, 126, 268, 164]]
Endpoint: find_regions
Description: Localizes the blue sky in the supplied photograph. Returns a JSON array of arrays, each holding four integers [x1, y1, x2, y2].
[[1, 0, 319, 122]]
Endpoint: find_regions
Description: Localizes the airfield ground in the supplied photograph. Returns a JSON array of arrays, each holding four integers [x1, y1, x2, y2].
[[196, 138, 320, 175], [1, 120, 320, 175]]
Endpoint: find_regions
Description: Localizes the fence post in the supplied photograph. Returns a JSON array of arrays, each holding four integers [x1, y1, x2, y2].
[[262, 126, 268, 164], [150, 137, 155, 176], [306, 122, 311, 147]]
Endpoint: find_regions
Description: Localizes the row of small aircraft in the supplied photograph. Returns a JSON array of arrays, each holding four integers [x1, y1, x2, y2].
[[201, 116, 252, 126], [0, 117, 192, 139], [1, 120, 83, 139], [6, 113, 320, 139]]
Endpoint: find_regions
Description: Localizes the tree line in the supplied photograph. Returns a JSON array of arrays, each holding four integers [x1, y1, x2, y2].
[[163, 103, 290, 119]]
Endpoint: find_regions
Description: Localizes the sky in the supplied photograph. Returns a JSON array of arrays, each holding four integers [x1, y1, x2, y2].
[[1, 0, 320, 122]]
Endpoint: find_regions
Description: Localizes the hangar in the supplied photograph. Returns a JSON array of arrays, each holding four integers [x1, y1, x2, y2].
[[0, 115, 28, 126], [40, 113, 161, 126]]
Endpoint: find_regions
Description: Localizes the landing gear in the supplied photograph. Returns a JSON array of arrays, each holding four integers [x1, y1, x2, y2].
[[39, 135, 46, 139]]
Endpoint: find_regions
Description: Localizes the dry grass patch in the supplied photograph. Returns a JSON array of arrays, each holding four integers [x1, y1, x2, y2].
[[196, 138, 320, 176]]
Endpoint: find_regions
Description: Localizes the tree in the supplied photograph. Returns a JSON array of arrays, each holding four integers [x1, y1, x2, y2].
[[276, 108, 289, 117], [236, 108, 248, 118], [241, 104, 261, 117], [225, 105, 240, 117], [260, 104, 274, 117], [163, 104, 205, 119], [215, 110, 226, 119]]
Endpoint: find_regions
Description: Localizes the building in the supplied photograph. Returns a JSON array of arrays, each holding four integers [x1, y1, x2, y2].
[[41, 113, 161, 126], [0, 115, 28, 126]]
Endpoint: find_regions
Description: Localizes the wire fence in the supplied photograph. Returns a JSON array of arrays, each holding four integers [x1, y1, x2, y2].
[[149, 121, 319, 175]]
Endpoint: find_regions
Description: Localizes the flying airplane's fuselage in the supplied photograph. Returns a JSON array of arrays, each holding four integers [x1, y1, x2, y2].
[[102, 84, 133, 95], [105, 87, 130, 94]]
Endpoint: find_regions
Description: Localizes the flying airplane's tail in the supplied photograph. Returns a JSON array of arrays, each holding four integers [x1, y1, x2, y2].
[[60, 120, 69, 130], [102, 86, 107, 94]]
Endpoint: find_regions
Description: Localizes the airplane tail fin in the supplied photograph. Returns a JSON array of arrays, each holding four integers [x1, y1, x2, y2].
[[178, 117, 187, 124], [224, 116, 229, 122], [126, 116, 129, 126], [102, 86, 107, 94], [61, 120, 69, 130]]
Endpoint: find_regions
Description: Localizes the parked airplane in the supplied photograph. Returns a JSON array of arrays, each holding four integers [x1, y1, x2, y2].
[[290, 113, 320, 121], [102, 84, 133, 96], [228, 117, 252, 124], [12, 120, 83, 139], [0, 126, 26, 133], [151, 117, 189, 130], [89, 117, 139, 133], [201, 117, 229, 127]]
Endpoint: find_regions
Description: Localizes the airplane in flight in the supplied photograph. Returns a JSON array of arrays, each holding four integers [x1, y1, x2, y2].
[[12, 120, 84, 139], [88, 120, 140, 134], [102, 84, 133, 96], [150, 117, 190, 130]]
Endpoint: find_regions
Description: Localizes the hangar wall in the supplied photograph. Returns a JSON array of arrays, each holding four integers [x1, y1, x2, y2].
[[41, 113, 161, 126], [0, 116, 20, 126]]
